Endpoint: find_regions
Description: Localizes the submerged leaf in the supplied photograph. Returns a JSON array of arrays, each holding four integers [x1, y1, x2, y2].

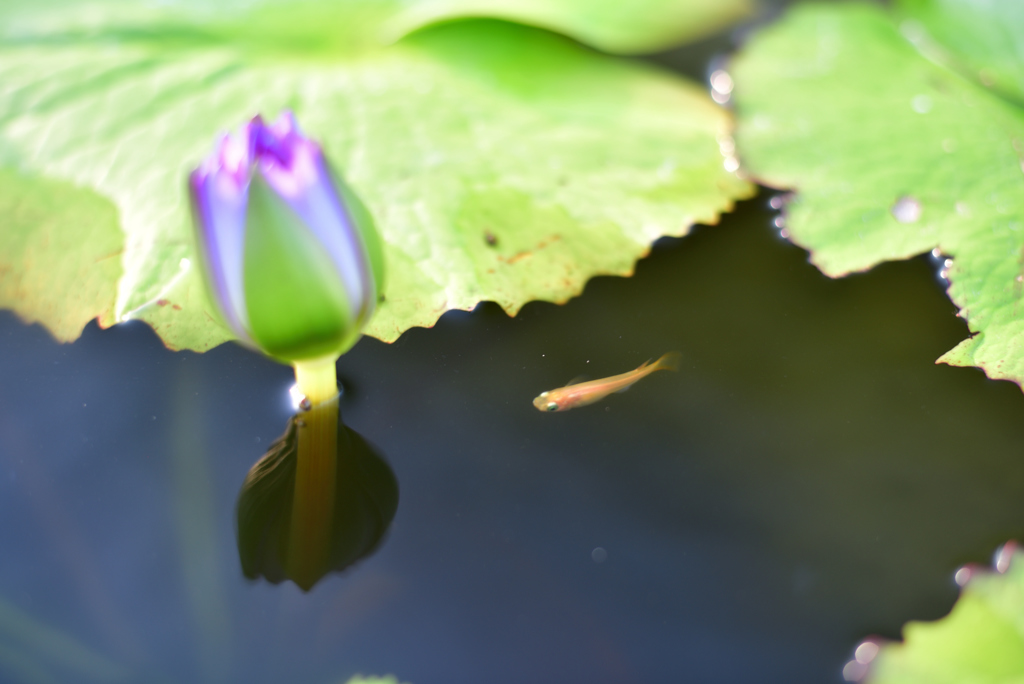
[[0, 3, 751, 351], [733, 1, 1024, 388]]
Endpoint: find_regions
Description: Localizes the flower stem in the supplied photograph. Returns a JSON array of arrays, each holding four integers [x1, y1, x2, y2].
[[287, 357, 340, 590], [293, 356, 339, 405]]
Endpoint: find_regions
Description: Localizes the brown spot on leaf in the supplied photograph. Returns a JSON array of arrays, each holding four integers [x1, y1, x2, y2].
[[498, 235, 562, 265], [95, 248, 124, 263]]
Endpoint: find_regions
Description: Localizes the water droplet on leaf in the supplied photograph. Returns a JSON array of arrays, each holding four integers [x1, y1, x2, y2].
[[709, 69, 733, 95], [891, 196, 922, 223], [855, 641, 879, 664], [954, 566, 972, 586]]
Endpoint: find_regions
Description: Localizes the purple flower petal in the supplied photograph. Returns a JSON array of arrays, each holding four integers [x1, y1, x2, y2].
[[188, 110, 381, 358], [189, 132, 253, 344], [254, 114, 372, 318]]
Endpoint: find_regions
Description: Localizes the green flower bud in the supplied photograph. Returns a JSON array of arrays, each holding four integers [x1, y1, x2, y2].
[[189, 112, 384, 362]]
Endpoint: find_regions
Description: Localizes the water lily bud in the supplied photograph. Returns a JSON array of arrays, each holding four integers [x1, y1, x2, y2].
[[189, 112, 384, 363]]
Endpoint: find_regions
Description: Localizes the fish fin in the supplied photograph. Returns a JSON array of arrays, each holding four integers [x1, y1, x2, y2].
[[564, 375, 590, 387], [651, 351, 682, 372]]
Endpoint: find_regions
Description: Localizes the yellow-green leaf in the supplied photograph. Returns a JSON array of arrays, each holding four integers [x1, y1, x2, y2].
[[0, 4, 752, 350], [733, 1, 1024, 388]]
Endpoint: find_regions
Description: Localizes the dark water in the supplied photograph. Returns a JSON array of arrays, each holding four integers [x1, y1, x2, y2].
[[2, 193, 1024, 684]]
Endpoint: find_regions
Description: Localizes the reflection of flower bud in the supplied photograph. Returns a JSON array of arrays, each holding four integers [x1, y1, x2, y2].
[[236, 412, 399, 592], [189, 112, 384, 363]]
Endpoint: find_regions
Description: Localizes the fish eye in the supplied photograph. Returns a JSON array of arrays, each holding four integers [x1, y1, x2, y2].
[[546, 403, 558, 411]]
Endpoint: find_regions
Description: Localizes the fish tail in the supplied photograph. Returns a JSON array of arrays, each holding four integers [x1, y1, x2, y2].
[[650, 351, 682, 373]]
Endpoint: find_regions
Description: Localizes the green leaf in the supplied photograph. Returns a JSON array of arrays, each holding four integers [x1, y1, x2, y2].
[[855, 545, 1024, 684], [0, 0, 755, 55], [733, 1, 1024, 388], [383, 0, 756, 54], [0, 169, 122, 341], [0, 5, 752, 351], [895, 0, 1024, 105]]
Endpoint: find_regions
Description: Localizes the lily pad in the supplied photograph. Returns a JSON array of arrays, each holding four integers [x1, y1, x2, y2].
[[0, 0, 754, 55], [851, 544, 1024, 684], [896, 0, 1024, 104], [0, 169, 123, 341], [383, 0, 756, 54], [733, 1, 1024, 388], [0, 1, 752, 350]]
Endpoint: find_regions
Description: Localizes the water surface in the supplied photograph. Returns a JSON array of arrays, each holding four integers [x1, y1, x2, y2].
[[2, 194, 1023, 684]]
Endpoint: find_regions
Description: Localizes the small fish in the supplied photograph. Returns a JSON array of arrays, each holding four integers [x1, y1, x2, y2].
[[532, 352, 681, 412]]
